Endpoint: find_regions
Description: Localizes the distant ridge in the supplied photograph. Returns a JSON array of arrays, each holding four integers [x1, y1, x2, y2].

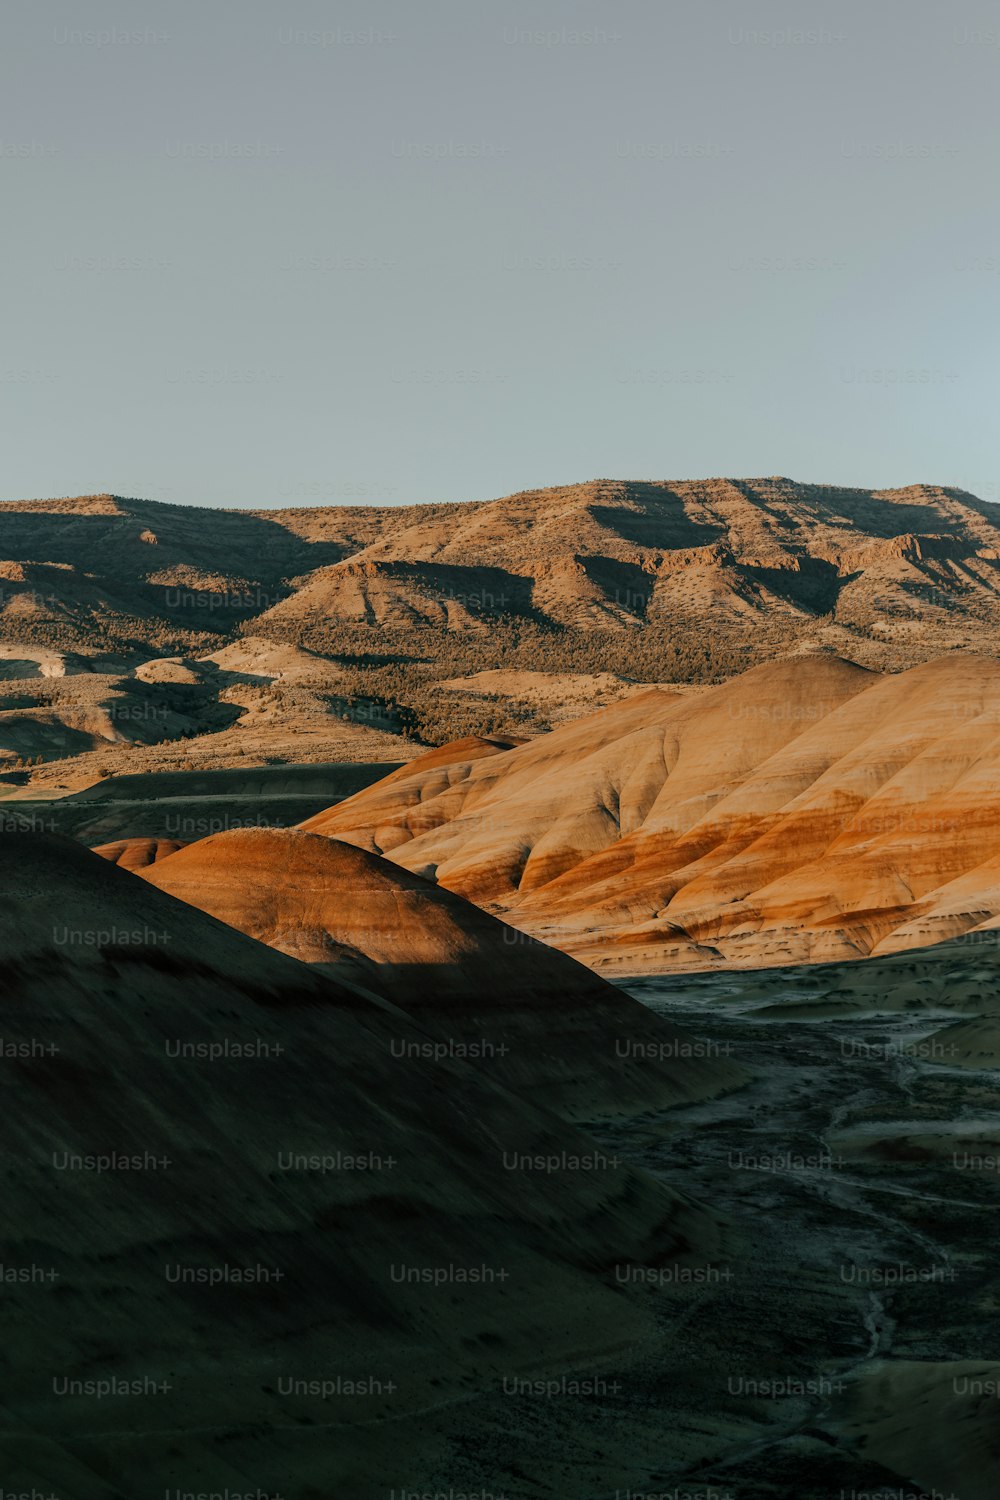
[[5, 475, 1000, 780], [3, 476, 1000, 651]]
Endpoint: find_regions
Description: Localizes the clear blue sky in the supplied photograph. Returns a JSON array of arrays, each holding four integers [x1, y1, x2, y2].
[[3, 0, 999, 509]]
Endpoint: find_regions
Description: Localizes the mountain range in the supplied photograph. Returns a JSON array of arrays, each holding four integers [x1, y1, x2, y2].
[[6, 478, 1000, 652], [5, 476, 1000, 788]]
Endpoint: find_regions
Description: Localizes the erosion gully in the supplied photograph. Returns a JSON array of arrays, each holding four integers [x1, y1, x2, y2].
[[580, 971, 1000, 1498]]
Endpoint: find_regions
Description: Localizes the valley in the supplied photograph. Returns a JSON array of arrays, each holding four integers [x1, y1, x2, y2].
[[3, 480, 1000, 1497]]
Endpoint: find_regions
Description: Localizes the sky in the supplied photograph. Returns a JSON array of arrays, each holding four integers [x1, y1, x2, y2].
[[2, 0, 999, 510]]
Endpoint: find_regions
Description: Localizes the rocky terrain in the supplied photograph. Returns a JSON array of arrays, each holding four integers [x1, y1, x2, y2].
[[5, 477, 1000, 793], [7, 479, 1000, 1495], [592, 948, 1000, 1500], [14, 479, 1000, 652]]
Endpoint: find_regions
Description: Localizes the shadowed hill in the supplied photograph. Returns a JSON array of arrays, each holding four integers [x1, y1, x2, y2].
[[138, 826, 744, 1120], [0, 831, 722, 1496]]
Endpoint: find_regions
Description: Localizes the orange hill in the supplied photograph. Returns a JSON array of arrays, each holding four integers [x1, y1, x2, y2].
[[303, 652, 1000, 973], [139, 826, 743, 1120]]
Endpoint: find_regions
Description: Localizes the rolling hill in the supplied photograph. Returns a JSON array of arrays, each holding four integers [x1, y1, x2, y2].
[[0, 831, 723, 1495], [135, 825, 743, 1120], [304, 651, 1000, 973]]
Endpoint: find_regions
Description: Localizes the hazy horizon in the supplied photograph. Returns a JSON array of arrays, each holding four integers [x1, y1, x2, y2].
[[5, 0, 1000, 509]]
